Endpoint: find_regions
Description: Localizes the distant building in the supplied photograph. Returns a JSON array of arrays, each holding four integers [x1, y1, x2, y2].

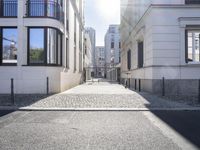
[[120, 0, 200, 96], [85, 27, 96, 67], [95, 46, 105, 77], [105, 25, 121, 67]]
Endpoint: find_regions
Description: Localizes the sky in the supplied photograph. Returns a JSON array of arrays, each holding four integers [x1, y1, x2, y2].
[[84, 0, 120, 46]]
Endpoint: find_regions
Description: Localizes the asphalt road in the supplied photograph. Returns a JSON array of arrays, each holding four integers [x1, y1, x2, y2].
[[0, 110, 200, 150]]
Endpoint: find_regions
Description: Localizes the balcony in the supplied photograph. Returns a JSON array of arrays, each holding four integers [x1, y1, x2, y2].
[[185, 0, 200, 4], [0, 0, 17, 17], [26, 0, 64, 23]]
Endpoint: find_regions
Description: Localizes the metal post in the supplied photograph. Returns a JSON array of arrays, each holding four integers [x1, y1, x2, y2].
[[198, 79, 200, 103], [47, 77, 49, 95], [162, 77, 165, 96], [11, 78, 14, 105], [135, 79, 137, 90], [139, 79, 141, 92]]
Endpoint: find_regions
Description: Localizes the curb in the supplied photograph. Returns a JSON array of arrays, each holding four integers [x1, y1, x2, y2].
[[0, 106, 200, 111]]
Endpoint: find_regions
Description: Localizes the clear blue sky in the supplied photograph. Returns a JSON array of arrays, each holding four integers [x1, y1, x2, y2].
[[84, 0, 120, 46]]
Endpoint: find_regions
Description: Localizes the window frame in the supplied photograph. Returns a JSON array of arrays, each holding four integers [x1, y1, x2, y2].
[[27, 27, 62, 66], [0, 27, 18, 66], [138, 41, 144, 68], [127, 49, 131, 70], [185, 28, 200, 64]]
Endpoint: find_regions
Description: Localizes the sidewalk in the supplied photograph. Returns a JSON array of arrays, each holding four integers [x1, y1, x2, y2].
[[0, 81, 199, 110]]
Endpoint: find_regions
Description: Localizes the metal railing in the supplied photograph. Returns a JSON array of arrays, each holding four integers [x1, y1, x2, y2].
[[0, 0, 17, 17], [26, 0, 64, 23], [185, 0, 200, 4]]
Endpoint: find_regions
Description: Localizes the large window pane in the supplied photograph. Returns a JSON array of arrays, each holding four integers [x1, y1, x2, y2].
[[187, 30, 200, 62], [47, 28, 57, 64], [2, 28, 18, 64], [57, 32, 62, 65], [28, 27, 62, 66], [29, 28, 45, 64]]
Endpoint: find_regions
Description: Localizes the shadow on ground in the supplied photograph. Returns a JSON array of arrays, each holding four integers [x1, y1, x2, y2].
[[0, 94, 54, 107], [151, 110, 200, 149]]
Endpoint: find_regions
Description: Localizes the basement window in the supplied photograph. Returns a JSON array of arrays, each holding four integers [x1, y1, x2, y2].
[[186, 30, 200, 63]]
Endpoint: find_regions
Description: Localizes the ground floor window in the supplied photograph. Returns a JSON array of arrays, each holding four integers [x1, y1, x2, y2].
[[138, 41, 144, 68], [186, 30, 200, 63], [28, 27, 62, 66], [127, 49, 131, 70], [0, 27, 18, 65]]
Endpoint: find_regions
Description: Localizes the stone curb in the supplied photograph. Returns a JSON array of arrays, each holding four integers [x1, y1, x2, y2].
[[0, 106, 200, 111]]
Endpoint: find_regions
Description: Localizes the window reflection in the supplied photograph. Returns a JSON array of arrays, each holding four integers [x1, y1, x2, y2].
[[2, 28, 18, 64], [29, 28, 45, 64]]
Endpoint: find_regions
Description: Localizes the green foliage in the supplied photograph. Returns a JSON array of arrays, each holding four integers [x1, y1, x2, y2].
[[30, 48, 44, 62]]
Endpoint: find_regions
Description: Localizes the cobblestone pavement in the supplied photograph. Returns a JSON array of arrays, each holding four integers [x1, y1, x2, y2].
[[0, 81, 193, 108]]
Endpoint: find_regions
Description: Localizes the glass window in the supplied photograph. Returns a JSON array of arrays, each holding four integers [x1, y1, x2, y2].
[[29, 28, 45, 64], [28, 27, 62, 66], [138, 41, 144, 68], [127, 50, 131, 70], [2, 28, 18, 64], [47, 28, 57, 64], [111, 42, 114, 48], [187, 30, 200, 62]]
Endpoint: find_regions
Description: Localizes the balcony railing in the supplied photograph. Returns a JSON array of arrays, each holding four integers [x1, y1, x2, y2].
[[26, 0, 64, 23], [185, 0, 200, 4], [0, 0, 17, 17]]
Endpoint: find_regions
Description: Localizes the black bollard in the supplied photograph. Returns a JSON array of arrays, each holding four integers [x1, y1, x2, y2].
[[198, 79, 200, 103], [47, 77, 49, 95], [135, 79, 137, 90], [11, 78, 14, 105], [139, 79, 141, 92], [162, 77, 165, 96]]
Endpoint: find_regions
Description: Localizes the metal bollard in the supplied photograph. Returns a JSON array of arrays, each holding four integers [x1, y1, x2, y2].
[[198, 79, 200, 103], [11, 78, 14, 105], [139, 79, 141, 92], [162, 77, 165, 96], [46, 77, 49, 95], [135, 79, 137, 90]]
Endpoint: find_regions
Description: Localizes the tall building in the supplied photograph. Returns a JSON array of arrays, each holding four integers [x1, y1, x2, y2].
[[85, 27, 96, 67], [95, 46, 105, 77], [0, 0, 84, 94], [105, 25, 121, 67], [120, 0, 200, 96], [84, 32, 92, 80]]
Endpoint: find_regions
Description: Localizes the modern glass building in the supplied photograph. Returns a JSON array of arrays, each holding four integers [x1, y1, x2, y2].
[[0, 0, 84, 94]]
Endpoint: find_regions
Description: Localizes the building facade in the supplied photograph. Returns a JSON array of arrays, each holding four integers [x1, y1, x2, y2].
[[105, 25, 121, 67], [120, 0, 200, 96], [0, 0, 84, 94], [95, 46, 105, 77], [85, 27, 96, 67], [84, 32, 92, 80]]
